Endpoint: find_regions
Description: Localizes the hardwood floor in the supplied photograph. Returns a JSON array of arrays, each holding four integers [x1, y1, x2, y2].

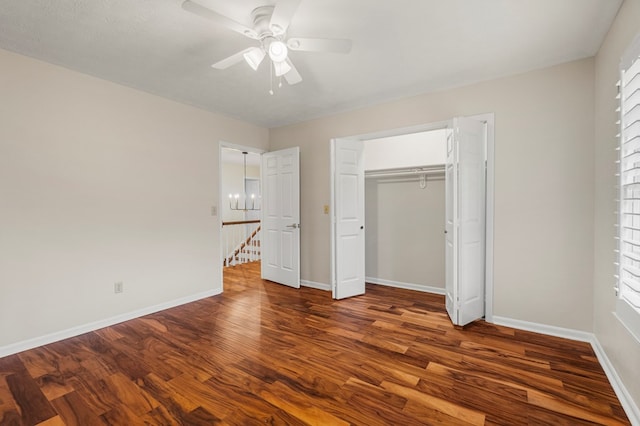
[[0, 261, 630, 425]]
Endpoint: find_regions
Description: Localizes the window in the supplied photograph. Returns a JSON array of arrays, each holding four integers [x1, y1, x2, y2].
[[616, 33, 640, 343]]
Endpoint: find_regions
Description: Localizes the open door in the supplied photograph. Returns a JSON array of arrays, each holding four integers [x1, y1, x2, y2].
[[445, 117, 486, 326], [261, 147, 300, 288], [331, 138, 365, 299]]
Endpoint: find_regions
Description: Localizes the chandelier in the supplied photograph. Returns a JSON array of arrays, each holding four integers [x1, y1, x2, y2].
[[229, 151, 260, 211]]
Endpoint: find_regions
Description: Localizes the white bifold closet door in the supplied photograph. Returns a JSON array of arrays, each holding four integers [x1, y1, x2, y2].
[[331, 138, 366, 299], [445, 117, 486, 326]]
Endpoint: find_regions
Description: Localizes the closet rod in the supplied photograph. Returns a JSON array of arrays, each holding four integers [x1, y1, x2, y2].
[[365, 165, 445, 178]]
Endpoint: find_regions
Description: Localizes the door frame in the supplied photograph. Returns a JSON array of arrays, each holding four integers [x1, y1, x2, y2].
[[218, 141, 265, 291], [330, 113, 495, 322]]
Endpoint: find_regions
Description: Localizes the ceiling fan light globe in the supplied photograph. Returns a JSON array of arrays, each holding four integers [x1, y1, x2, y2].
[[268, 41, 288, 62], [243, 47, 265, 70], [273, 60, 292, 77]]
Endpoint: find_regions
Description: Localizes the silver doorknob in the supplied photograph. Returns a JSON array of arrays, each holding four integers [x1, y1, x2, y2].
[[286, 223, 299, 229]]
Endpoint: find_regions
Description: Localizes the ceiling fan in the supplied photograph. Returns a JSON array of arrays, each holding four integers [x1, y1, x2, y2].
[[182, 0, 352, 88]]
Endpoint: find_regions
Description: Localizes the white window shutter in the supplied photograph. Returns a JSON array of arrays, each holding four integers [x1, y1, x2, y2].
[[617, 35, 640, 343]]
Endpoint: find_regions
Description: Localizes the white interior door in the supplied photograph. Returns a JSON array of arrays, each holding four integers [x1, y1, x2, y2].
[[445, 129, 457, 323], [446, 117, 486, 326], [331, 138, 365, 299], [261, 147, 300, 288]]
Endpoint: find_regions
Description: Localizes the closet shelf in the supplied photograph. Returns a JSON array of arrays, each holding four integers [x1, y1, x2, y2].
[[365, 164, 445, 179]]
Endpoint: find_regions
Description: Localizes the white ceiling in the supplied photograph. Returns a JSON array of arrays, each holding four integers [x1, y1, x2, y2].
[[0, 0, 622, 128]]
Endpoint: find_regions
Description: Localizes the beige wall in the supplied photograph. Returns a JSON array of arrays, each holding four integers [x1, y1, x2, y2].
[[594, 0, 640, 409], [365, 177, 445, 290], [270, 57, 595, 331], [0, 48, 268, 348]]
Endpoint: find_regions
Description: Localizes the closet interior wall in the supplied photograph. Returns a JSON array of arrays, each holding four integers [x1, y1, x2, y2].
[[364, 130, 447, 293]]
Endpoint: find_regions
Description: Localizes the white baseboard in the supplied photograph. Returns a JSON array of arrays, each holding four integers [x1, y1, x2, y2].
[[301, 279, 331, 291], [492, 315, 639, 425], [366, 276, 446, 295], [491, 316, 593, 342], [0, 288, 222, 358], [590, 336, 640, 425]]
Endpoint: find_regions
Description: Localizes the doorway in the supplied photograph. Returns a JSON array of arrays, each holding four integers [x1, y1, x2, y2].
[[218, 142, 302, 291], [330, 114, 495, 322], [219, 143, 264, 289]]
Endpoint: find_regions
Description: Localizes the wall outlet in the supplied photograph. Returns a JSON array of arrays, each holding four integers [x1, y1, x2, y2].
[[323, 204, 330, 214], [114, 281, 124, 294]]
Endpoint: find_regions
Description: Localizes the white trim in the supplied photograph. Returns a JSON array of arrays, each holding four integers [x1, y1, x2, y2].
[[301, 279, 331, 291], [340, 120, 451, 141], [591, 336, 640, 425], [330, 139, 337, 297], [492, 316, 593, 342], [615, 301, 640, 345], [0, 288, 221, 358], [471, 112, 495, 323], [366, 277, 446, 295]]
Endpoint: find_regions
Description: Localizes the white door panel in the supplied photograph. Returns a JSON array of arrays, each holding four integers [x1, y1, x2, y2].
[[261, 147, 300, 288], [446, 117, 486, 326], [445, 130, 457, 323], [332, 138, 365, 299], [456, 117, 486, 325]]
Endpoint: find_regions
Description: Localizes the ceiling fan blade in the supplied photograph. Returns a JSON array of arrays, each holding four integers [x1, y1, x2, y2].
[[212, 48, 254, 69], [287, 37, 352, 54], [182, 0, 258, 39], [269, 0, 301, 35], [283, 59, 302, 85]]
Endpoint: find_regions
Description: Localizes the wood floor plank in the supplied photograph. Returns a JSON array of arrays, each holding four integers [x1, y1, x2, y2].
[[17, 350, 59, 380], [34, 415, 66, 426], [259, 381, 350, 426], [50, 391, 105, 426], [104, 372, 159, 416], [0, 261, 630, 425], [165, 373, 234, 418], [527, 389, 628, 425], [380, 379, 487, 425], [6, 371, 57, 425], [34, 373, 75, 402], [137, 372, 199, 423], [339, 377, 422, 426], [138, 405, 180, 426], [0, 374, 21, 425]]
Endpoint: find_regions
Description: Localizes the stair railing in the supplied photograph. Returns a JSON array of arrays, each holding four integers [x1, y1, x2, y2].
[[222, 220, 261, 267]]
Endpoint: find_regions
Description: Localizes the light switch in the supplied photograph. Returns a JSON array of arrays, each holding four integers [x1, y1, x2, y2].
[[211, 205, 217, 216], [323, 205, 329, 214]]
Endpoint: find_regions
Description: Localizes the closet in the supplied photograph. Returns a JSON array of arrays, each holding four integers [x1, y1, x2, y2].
[[363, 129, 448, 294], [332, 115, 489, 325]]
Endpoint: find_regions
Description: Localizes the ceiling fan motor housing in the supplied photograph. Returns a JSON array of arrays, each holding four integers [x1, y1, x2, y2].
[[251, 6, 279, 38]]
